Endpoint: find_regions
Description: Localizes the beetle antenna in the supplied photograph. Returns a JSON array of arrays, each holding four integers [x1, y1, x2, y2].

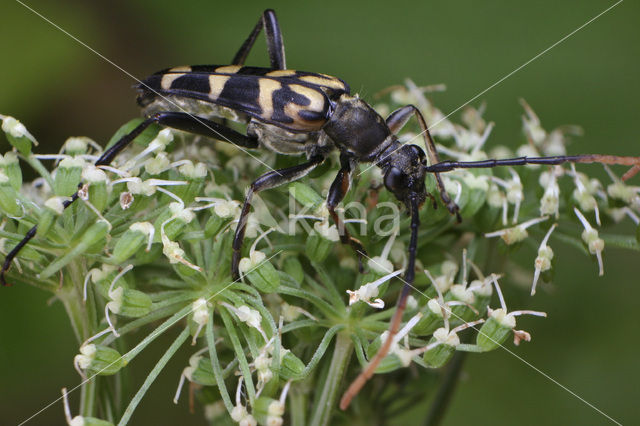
[[424, 154, 640, 180], [340, 195, 420, 410]]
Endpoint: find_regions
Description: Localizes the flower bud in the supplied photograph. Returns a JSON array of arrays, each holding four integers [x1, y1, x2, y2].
[[289, 182, 323, 209], [469, 278, 493, 313], [240, 251, 281, 293], [172, 160, 207, 204], [282, 256, 304, 284], [305, 221, 339, 263], [540, 178, 559, 217], [423, 328, 459, 368], [36, 196, 69, 237], [182, 354, 217, 386], [252, 397, 284, 426], [0, 171, 21, 216], [279, 350, 305, 380], [459, 172, 489, 217], [607, 181, 636, 204], [107, 286, 152, 318], [2, 115, 34, 155], [74, 344, 125, 376], [69, 417, 114, 426], [574, 208, 604, 276], [347, 270, 402, 309], [0, 152, 21, 190], [155, 202, 195, 242], [446, 285, 477, 323], [485, 216, 548, 245], [144, 152, 170, 175], [413, 299, 447, 336], [476, 308, 515, 351], [231, 404, 257, 426], [54, 157, 84, 196], [82, 165, 109, 212], [111, 222, 154, 263], [189, 298, 210, 344], [64, 137, 91, 156], [85, 265, 121, 298], [204, 200, 240, 237]]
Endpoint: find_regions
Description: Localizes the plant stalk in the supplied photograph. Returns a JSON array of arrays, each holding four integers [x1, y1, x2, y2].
[[309, 331, 352, 426]]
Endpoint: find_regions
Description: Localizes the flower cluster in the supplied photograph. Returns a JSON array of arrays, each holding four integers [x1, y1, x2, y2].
[[1, 81, 639, 425]]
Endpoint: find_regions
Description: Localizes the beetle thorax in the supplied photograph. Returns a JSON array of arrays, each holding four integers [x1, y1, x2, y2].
[[323, 94, 394, 162]]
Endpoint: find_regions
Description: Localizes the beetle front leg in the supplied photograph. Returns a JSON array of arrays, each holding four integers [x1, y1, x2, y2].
[[386, 105, 461, 222], [326, 154, 367, 271], [232, 9, 286, 69], [231, 155, 325, 279]]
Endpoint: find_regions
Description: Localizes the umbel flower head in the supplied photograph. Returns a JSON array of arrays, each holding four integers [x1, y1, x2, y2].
[[1, 80, 639, 426]]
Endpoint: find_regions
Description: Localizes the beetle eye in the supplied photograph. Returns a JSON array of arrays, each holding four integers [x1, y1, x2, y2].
[[409, 144, 426, 163], [384, 166, 407, 192]]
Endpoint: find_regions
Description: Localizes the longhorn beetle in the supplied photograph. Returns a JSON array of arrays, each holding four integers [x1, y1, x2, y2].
[[2, 8, 640, 411]]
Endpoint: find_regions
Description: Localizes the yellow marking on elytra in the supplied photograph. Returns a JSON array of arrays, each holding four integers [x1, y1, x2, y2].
[[258, 78, 282, 120], [208, 75, 231, 100], [215, 65, 242, 74], [161, 73, 186, 90], [266, 69, 297, 77], [289, 84, 325, 113], [168, 65, 192, 73], [283, 102, 325, 131], [299, 75, 346, 90]]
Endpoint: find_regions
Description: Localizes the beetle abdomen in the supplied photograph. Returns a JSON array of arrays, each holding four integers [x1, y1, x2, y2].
[[138, 65, 349, 132]]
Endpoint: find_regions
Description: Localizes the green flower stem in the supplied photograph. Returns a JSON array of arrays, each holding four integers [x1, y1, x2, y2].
[[309, 331, 353, 426], [352, 333, 368, 367], [279, 286, 341, 319], [101, 303, 185, 346], [299, 324, 344, 379], [289, 383, 307, 426], [149, 291, 201, 309], [118, 327, 189, 426], [206, 307, 234, 414], [246, 295, 277, 337], [219, 306, 256, 404], [365, 308, 395, 322], [122, 304, 192, 363], [6, 271, 57, 293], [22, 154, 55, 190], [424, 351, 467, 426], [309, 263, 346, 311], [282, 319, 317, 333], [238, 323, 261, 359], [58, 264, 101, 417], [79, 376, 98, 418], [59, 287, 90, 343]]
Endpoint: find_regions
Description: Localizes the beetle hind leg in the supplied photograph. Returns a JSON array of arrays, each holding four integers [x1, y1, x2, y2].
[[232, 9, 286, 70], [231, 155, 326, 279]]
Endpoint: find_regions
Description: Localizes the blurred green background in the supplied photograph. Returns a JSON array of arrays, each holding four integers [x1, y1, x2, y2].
[[1, 0, 638, 425]]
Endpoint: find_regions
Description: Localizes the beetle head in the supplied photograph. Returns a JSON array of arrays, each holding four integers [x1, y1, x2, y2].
[[381, 144, 428, 211]]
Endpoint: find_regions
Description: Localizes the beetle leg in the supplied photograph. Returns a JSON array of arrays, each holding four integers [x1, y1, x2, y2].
[[231, 155, 326, 279], [232, 9, 286, 70], [0, 112, 259, 285], [326, 154, 367, 271], [99, 111, 258, 165], [340, 196, 421, 410], [386, 105, 461, 222]]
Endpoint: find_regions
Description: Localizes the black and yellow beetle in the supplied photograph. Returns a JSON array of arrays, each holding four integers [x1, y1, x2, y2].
[[3, 8, 640, 409]]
